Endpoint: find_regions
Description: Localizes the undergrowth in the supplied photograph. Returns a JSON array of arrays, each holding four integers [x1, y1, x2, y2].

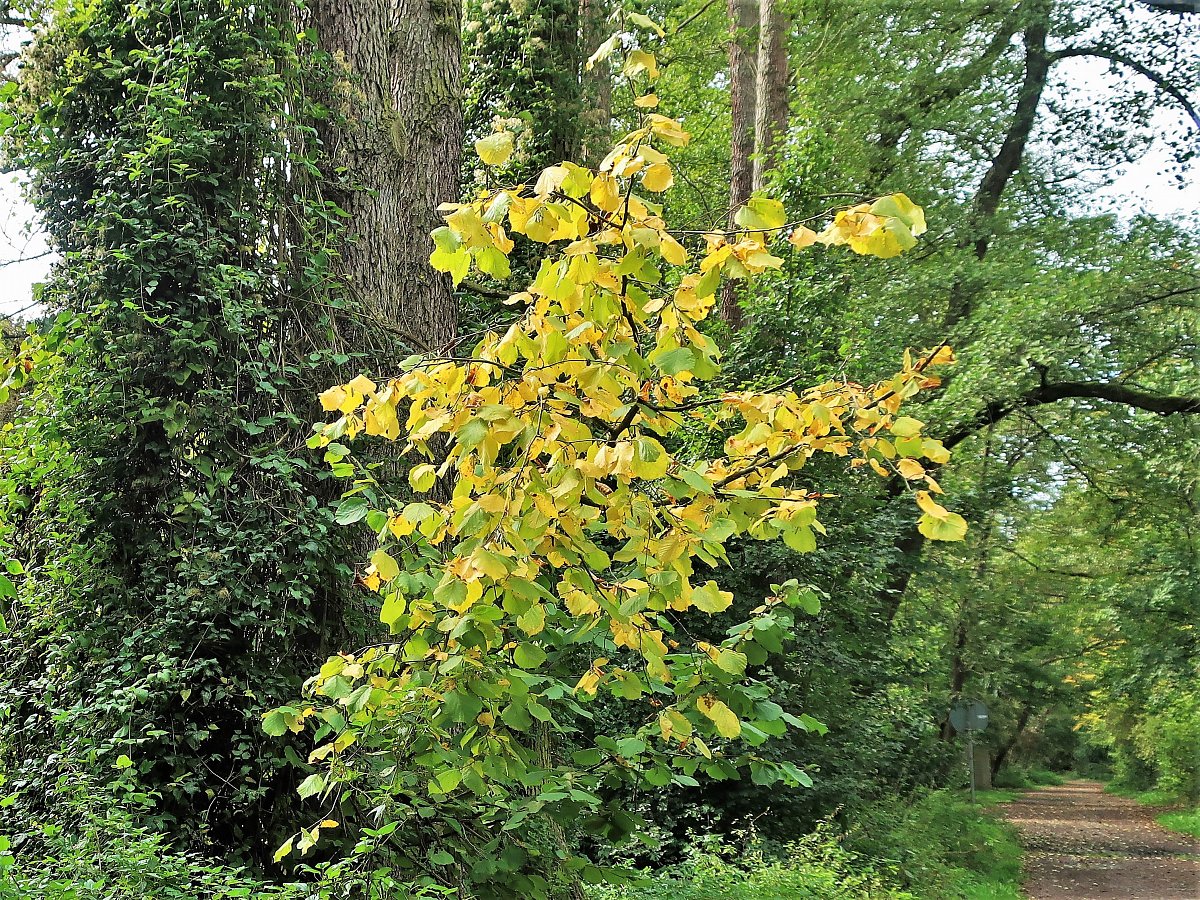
[[592, 789, 1024, 900]]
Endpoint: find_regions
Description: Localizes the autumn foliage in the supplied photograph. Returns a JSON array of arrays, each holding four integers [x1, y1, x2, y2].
[[268, 32, 962, 893]]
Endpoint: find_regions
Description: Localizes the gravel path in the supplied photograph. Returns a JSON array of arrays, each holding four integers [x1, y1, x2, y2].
[[1001, 780, 1198, 899]]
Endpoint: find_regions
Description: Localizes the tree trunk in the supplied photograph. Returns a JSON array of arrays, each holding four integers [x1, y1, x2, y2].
[[992, 703, 1034, 779], [579, 0, 612, 165], [308, 0, 463, 354], [752, 0, 788, 190], [720, 0, 758, 329]]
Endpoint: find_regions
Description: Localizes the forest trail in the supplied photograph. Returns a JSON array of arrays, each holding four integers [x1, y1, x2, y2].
[[1002, 780, 1198, 899]]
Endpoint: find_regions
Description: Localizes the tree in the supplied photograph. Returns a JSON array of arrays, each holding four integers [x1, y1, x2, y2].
[[720, 0, 758, 328], [0, 0, 361, 861], [269, 37, 958, 895], [306, 0, 463, 354], [753, 0, 789, 190]]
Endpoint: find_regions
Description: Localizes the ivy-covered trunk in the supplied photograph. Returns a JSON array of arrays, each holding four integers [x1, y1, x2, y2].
[[307, 0, 463, 354], [0, 0, 354, 865]]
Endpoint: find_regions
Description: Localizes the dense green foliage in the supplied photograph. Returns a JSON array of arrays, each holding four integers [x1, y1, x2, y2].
[[0, 0, 1195, 895], [0, 0, 359, 862]]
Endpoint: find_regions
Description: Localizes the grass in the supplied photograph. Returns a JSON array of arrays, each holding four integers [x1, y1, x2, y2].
[[1104, 782, 1200, 839], [1155, 809, 1200, 839], [972, 789, 1019, 806]]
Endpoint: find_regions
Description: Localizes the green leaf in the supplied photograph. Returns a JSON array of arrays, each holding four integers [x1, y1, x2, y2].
[[513, 643, 547, 669], [918, 511, 968, 541], [691, 581, 732, 613], [713, 648, 748, 676], [652, 346, 696, 376], [297, 773, 326, 799], [380, 591, 407, 631], [334, 497, 369, 525], [457, 417, 490, 450], [262, 709, 289, 737]]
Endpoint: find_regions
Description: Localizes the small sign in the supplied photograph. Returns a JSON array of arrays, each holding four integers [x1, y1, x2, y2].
[[949, 700, 989, 733]]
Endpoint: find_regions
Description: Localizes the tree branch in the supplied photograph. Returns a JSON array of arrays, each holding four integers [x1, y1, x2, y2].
[[879, 371, 1199, 625], [943, 6, 1051, 328], [943, 378, 1200, 450], [1051, 46, 1200, 132]]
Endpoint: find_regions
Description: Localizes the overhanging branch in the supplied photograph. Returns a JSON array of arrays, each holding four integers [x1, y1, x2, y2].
[[1052, 46, 1200, 132], [943, 379, 1200, 450]]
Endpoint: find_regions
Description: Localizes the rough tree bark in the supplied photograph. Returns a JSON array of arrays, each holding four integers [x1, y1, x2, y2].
[[752, 0, 789, 191], [308, 0, 463, 354], [579, 0, 613, 165], [720, 0, 758, 329]]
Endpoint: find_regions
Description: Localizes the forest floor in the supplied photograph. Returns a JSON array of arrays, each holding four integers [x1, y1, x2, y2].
[[1001, 780, 1198, 899]]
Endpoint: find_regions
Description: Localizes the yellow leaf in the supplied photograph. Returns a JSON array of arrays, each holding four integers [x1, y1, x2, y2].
[[896, 458, 925, 480], [273, 837, 293, 864], [627, 12, 666, 37], [586, 34, 620, 72], [319, 385, 349, 412], [590, 173, 621, 212], [517, 602, 546, 635], [575, 668, 601, 696], [735, 197, 787, 232], [634, 93, 660, 108], [788, 225, 817, 248], [318, 820, 339, 830], [914, 490, 948, 518], [642, 163, 673, 192], [370, 549, 400, 582], [409, 464, 437, 492], [660, 234, 687, 265], [624, 49, 660, 80], [475, 131, 514, 167], [697, 695, 741, 738], [347, 374, 376, 395], [648, 114, 690, 146], [923, 439, 951, 464]]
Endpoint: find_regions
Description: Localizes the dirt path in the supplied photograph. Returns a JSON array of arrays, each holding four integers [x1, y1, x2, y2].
[[1001, 780, 1198, 899]]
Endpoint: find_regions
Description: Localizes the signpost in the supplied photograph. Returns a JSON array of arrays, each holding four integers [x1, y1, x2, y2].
[[949, 700, 989, 803]]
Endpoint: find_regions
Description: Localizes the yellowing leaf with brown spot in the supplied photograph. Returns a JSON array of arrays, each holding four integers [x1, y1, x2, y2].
[[697, 695, 741, 738]]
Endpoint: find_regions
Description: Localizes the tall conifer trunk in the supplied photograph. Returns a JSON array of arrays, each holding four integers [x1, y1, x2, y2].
[[309, 0, 464, 353]]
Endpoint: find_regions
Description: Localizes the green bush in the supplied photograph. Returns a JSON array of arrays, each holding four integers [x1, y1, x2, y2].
[[0, 813, 302, 900], [843, 790, 1024, 900], [992, 766, 1064, 789], [589, 827, 917, 900], [1135, 691, 1200, 802]]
